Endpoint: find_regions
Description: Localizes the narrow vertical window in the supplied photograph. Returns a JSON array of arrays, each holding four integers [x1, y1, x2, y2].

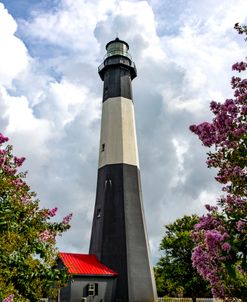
[[96, 209, 101, 218]]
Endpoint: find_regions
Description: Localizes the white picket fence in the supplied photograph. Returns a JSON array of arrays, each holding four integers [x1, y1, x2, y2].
[[157, 298, 192, 302], [196, 299, 223, 302], [157, 299, 224, 302]]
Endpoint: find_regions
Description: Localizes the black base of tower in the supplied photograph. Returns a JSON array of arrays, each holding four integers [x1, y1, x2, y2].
[[89, 164, 155, 302]]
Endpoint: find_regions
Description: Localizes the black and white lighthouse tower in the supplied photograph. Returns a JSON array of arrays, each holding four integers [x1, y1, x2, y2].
[[89, 38, 157, 302]]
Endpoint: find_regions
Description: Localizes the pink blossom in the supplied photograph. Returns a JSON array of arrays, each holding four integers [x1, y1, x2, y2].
[[236, 220, 245, 231], [210, 101, 221, 114], [12, 178, 24, 187], [39, 230, 55, 242], [189, 122, 216, 147], [62, 213, 73, 225], [194, 214, 221, 230], [232, 127, 246, 137], [2, 294, 14, 302], [21, 196, 30, 204], [14, 156, 25, 167], [205, 230, 224, 249], [0, 157, 6, 167], [232, 62, 247, 72], [4, 166, 17, 175], [205, 204, 218, 212], [221, 195, 246, 212], [48, 207, 58, 217], [0, 149, 7, 155], [0, 133, 9, 145], [192, 245, 225, 297], [191, 246, 208, 273], [241, 105, 247, 114], [231, 76, 241, 88], [215, 165, 246, 184], [222, 242, 231, 252], [211, 286, 225, 299]]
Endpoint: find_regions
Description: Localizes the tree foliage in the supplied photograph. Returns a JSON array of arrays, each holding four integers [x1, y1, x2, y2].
[[189, 24, 247, 301], [155, 215, 211, 299], [0, 133, 72, 302]]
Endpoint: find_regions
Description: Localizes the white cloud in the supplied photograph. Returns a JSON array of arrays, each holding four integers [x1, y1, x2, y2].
[[0, 3, 30, 87], [170, 138, 188, 186], [35, 79, 100, 127], [21, 0, 118, 60]]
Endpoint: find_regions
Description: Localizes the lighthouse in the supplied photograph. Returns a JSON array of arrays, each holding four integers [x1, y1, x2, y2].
[[89, 38, 157, 302]]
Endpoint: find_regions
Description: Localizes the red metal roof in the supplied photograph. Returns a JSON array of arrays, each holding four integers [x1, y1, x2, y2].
[[59, 252, 118, 276]]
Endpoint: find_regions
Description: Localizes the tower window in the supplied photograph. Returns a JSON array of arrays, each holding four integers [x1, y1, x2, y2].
[[96, 209, 101, 218], [101, 143, 105, 152], [104, 87, 108, 98]]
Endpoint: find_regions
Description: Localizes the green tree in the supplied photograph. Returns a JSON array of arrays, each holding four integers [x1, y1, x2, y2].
[[0, 133, 72, 302], [155, 215, 211, 301]]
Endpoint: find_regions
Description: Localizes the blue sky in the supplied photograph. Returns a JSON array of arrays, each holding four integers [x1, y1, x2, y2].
[[0, 0, 246, 264], [1, 0, 57, 18]]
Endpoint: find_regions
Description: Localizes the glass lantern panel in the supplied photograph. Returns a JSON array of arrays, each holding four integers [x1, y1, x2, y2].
[[107, 42, 129, 57]]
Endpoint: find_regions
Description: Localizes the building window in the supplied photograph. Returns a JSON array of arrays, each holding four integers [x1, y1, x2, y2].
[[101, 143, 105, 152], [87, 283, 98, 296]]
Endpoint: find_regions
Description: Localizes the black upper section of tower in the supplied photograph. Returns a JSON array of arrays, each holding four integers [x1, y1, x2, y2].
[[98, 38, 137, 102]]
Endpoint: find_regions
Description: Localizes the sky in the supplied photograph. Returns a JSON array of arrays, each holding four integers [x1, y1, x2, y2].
[[0, 0, 246, 264]]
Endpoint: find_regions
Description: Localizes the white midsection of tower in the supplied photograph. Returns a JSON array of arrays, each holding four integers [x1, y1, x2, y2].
[[98, 97, 140, 169]]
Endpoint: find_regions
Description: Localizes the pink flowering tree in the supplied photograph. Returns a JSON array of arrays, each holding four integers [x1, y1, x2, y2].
[[190, 24, 247, 301], [0, 134, 72, 301]]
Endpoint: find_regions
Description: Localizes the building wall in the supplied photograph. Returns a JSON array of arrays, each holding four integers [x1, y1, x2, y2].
[[60, 283, 70, 302], [60, 276, 117, 302]]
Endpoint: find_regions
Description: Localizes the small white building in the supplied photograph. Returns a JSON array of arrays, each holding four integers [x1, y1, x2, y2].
[[58, 252, 118, 302]]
